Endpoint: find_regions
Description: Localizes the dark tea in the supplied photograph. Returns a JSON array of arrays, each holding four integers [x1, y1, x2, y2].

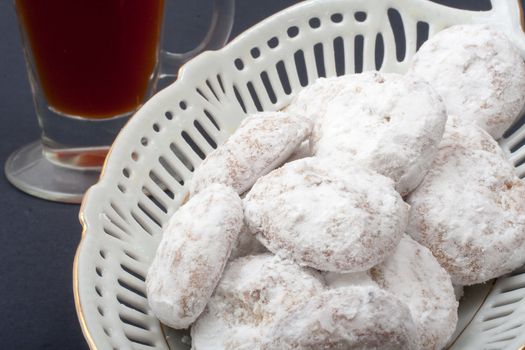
[[15, 0, 165, 119]]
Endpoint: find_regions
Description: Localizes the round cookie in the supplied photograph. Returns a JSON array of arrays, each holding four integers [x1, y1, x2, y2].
[[191, 254, 324, 349], [311, 72, 447, 195], [261, 286, 418, 350], [189, 111, 312, 196], [244, 157, 408, 272], [370, 235, 458, 350], [146, 184, 243, 329], [406, 122, 525, 285], [409, 24, 525, 139]]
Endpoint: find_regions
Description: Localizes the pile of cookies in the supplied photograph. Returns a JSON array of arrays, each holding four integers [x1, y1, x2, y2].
[[146, 24, 525, 350]]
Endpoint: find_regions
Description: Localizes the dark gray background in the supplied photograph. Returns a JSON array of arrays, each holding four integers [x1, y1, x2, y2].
[[0, 0, 504, 349]]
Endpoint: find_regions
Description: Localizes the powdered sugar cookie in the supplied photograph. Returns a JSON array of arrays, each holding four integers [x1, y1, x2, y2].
[[146, 184, 243, 329], [407, 122, 525, 285], [409, 24, 525, 139], [311, 72, 447, 195], [189, 111, 311, 196], [370, 235, 458, 350], [261, 286, 418, 350], [244, 157, 408, 272], [191, 254, 324, 349]]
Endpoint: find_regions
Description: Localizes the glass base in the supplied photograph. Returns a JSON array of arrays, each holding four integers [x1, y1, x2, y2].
[[5, 141, 100, 204]]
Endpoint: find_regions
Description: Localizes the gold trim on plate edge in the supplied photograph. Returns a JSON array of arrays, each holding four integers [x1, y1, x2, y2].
[[72, 63, 188, 350], [73, 210, 98, 350], [518, 0, 525, 32]]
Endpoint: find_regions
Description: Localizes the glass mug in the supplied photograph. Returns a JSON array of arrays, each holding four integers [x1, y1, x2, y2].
[[6, 0, 235, 203]]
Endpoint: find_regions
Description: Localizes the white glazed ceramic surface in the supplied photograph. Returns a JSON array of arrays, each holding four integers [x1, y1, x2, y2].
[[74, 0, 525, 349]]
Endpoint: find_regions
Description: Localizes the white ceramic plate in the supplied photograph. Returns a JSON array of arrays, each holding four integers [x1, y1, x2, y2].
[[74, 0, 525, 349]]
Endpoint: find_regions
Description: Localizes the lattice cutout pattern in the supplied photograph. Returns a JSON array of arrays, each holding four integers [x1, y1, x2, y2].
[[76, 0, 525, 349]]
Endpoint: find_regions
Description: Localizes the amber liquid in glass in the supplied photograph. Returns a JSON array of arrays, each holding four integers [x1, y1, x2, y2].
[[15, 0, 165, 119]]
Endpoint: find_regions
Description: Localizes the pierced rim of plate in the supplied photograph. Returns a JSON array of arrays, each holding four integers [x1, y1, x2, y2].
[[72, 0, 525, 349]]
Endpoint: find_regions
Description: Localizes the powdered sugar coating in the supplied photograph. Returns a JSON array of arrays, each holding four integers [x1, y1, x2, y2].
[[189, 111, 312, 196], [409, 24, 525, 139], [261, 286, 418, 350], [146, 184, 243, 329], [370, 235, 458, 350], [191, 254, 324, 349], [311, 72, 447, 195], [244, 157, 409, 272], [407, 122, 525, 285], [285, 76, 351, 123], [441, 115, 505, 157]]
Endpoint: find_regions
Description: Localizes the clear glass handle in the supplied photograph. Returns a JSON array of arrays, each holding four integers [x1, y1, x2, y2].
[[159, 0, 235, 83]]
